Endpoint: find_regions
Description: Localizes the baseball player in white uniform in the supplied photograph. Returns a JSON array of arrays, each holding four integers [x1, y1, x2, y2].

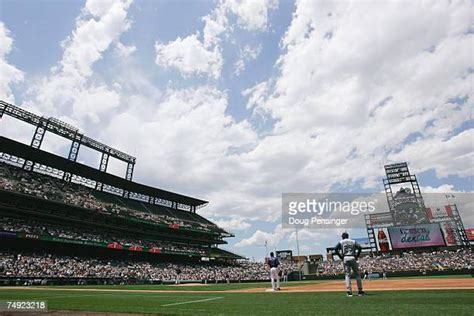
[[267, 252, 281, 291]]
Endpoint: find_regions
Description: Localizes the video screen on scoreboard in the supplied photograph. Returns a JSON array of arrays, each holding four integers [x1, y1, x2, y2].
[[388, 223, 445, 249], [276, 250, 293, 262]]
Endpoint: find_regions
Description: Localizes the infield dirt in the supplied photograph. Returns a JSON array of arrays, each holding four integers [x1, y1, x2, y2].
[[2, 277, 473, 294], [238, 277, 474, 293]]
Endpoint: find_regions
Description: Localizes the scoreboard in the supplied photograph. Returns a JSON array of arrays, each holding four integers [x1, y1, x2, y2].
[[276, 250, 293, 262]]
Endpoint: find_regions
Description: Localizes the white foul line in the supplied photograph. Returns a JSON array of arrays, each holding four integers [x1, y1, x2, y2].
[[161, 296, 223, 307]]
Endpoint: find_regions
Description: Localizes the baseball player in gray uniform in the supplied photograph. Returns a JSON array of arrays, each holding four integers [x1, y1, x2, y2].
[[334, 232, 365, 297]]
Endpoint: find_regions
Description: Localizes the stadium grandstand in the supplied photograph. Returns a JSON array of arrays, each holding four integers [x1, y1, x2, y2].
[[0, 100, 278, 285]]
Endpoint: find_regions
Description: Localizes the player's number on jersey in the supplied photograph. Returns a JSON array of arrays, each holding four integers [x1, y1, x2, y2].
[[343, 244, 354, 256]]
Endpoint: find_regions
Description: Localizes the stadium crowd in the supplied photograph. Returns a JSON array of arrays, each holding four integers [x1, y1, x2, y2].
[[0, 248, 470, 282], [318, 249, 473, 275], [0, 163, 218, 233], [0, 217, 207, 255], [0, 252, 287, 282]]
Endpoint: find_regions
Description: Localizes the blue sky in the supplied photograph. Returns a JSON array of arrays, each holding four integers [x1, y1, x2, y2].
[[0, 0, 472, 260]]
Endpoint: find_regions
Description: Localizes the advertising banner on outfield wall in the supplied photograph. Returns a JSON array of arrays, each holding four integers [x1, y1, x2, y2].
[[426, 205, 454, 220], [388, 223, 445, 249], [466, 229, 474, 241], [367, 212, 394, 227], [440, 221, 463, 246]]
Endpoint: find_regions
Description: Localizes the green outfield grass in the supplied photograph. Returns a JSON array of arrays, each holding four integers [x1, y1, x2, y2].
[[0, 289, 471, 315], [0, 281, 472, 315]]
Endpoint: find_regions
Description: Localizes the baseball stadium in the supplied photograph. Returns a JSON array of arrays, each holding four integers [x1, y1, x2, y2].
[[1, 0, 474, 315], [0, 100, 472, 315]]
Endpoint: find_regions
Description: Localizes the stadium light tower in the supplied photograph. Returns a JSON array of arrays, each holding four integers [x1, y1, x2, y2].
[[0, 100, 136, 186]]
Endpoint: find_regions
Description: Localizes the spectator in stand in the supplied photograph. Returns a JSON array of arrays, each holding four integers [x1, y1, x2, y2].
[[0, 217, 207, 256], [0, 163, 221, 233], [318, 249, 473, 276], [0, 252, 280, 281]]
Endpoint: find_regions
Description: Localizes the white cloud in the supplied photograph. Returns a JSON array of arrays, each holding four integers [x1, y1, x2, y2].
[[211, 217, 252, 231], [101, 85, 258, 202], [154, 0, 278, 79], [235, 224, 287, 247], [22, 0, 133, 127], [85, 0, 120, 17], [155, 34, 223, 79], [234, 225, 326, 251], [287, 229, 325, 243], [245, 0, 473, 190], [60, 0, 132, 78], [0, 22, 24, 103], [225, 0, 278, 32], [114, 42, 136, 58], [242, 80, 269, 110], [421, 184, 458, 193], [390, 129, 473, 178], [202, 2, 228, 48], [233, 44, 262, 76]]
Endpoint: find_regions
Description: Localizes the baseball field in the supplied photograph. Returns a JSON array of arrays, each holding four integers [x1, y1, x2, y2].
[[0, 276, 472, 315]]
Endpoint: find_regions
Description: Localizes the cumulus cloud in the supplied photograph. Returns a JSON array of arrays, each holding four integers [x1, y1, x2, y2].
[[421, 184, 458, 193], [101, 85, 258, 203], [60, 0, 132, 78], [235, 224, 287, 247], [233, 44, 262, 76], [235, 225, 325, 250], [242, 80, 269, 110], [114, 42, 136, 58], [155, 34, 223, 79], [154, 0, 278, 79], [225, 0, 278, 32], [0, 22, 24, 103], [246, 0, 473, 189], [23, 0, 133, 127], [390, 129, 474, 178], [211, 217, 252, 231]]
